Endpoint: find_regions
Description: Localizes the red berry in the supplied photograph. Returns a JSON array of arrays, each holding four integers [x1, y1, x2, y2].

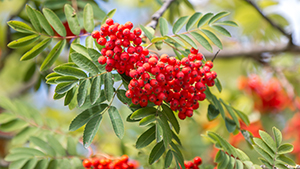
[[133, 28, 142, 36], [82, 159, 92, 168], [193, 156, 202, 166], [91, 31, 100, 39], [97, 37, 107, 46], [98, 56, 107, 65], [190, 47, 199, 54], [106, 18, 114, 25]]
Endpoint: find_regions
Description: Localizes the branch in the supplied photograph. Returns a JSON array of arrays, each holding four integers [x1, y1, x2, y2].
[[244, 0, 293, 46], [146, 0, 175, 29], [160, 43, 300, 60]]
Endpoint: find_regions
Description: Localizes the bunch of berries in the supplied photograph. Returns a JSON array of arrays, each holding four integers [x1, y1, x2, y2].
[[82, 155, 138, 169], [181, 156, 202, 169], [91, 18, 144, 75], [92, 18, 218, 120], [125, 50, 217, 120], [238, 74, 292, 113]]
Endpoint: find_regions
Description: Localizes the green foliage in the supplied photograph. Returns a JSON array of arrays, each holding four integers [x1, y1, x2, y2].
[[253, 127, 296, 168], [0, 97, 83, 169]]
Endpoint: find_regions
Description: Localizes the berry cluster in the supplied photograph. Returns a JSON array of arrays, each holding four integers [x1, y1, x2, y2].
[[91, 18, 144, 75], [91, 18, 218, 120], [238, 74, 292, 113], [82, 155, 138, 169], [181, 156, 202, 169], [125, 50, 217, 120]]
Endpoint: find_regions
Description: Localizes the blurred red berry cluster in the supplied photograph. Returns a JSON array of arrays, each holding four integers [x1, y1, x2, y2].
[[92, 18, 218, 119], [238, 74, 292, 113], [230, 121, 263, 146], [284, 113, 300, 163], [82, 155, 138, 169]]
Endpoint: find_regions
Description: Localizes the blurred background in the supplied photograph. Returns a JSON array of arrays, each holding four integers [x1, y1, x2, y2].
[[0, 0, 300, 168]]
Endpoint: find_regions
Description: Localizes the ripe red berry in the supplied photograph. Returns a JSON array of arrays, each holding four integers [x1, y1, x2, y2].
[[205, 61, 213, 68], [190, 47, 198, 54], [193, 156, 202, 166], [98, 56, 107, 65], [106, 18, 114, 25], [97, 37, 107, 46], [133, 28, 142, 36], [91, 31, 100, 39], [82, 159, 92, 168]]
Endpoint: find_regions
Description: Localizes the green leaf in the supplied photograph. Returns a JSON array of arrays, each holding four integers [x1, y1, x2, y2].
[[275, 162, 289, 169], [215, 20, 238, 27], [165, 150, 173, 168], [233, 108, 250, 126], [162, 104, 180, 134], [201, 29, 222, 49], [90, 76, 102, 105], [136, 125, 156, 149], [71, 43, 89, 57], [156, 122, 163, 143], [0, 119, 28, 132], [131, 107, 157, 120], [197, 13, 213, 28], [171, 149, 185, 169], [77, 80, 90, 107], [104, 72, 114, 101], [253, 138, 274, 157], [55, 76, 79, 83], [53, 93, 66, 100], [34, 10, 54, 36], [54, 66, 87, 79], [176, 34, 197, 49], [5, 153, 33, 162], [7, 20, 34, 34], [165, 36, 185, 47], [139, 115, 156, 126], [217, 154, 229, 169], [85, 36, 94, 48], [172, 16, 189, 34], [9, 159, 28, 169], [29, 136, 56, 157], [277, 143, 294, 154], [253, 145, 273, 164], [55, 82, 77, 94], [259, 130, 277, 152], [101, 9, 117, 25], [277, 155, 296, 166], [67, 136, 77, 156], [83, 3, 95, 33], [149, 141, 165, 165], [69, 103, 108, 131], [207, 104, 220, 121], [151, 36, 168, 43], [11, 127, 38, 145], [46, 160, 57, 169], [71, 52, 99, 75], [40, 39, 66, 71], [34, 159, 48, 169], [272, 127, 282, 148], [209, 11, 230, 25], [64, 4, 81, 35], [64, 85, 76, 106], [46, 135, 66, 156], [212, 25, 231, 37], [225, 117, 236, 133], [190, 32, 212, 52], [8, 34, 40, 49], [83, 114, 102, 147], [140, 25, 154, 41], [0, 113, 16, 124], [157, 115, 172, 149], [23, 63, 36, 82], [172, 131, 182, 146], [214, 78, 222, 93], [159, 17, 168, 36], [10, 148, 43, 156], [220, 100, 240, 128], [43, 8, 66, 36], [108, 106, 124, 139], [26, 5, 42, 32], [117, 89, 132, 105], [186, 12, 202, 30], [20, 38, 52, 61]]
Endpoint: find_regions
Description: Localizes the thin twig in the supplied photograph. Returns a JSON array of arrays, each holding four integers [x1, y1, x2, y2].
[[244, 0, 293, 45], [146, 0, 175, 29], [211, 49, 220, 62]]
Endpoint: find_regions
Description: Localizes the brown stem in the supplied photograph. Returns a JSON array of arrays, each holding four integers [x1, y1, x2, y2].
[[146, 0, 175, 29]]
